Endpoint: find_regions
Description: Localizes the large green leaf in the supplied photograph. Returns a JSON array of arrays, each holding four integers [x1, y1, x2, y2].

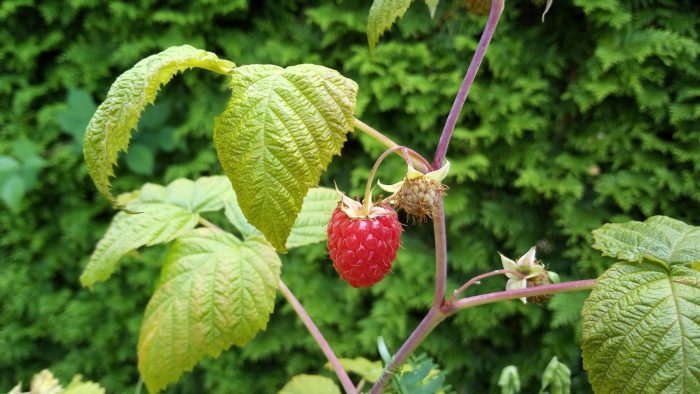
[[80, 176, 234, 286], [214, 65, 356, 252], [138, 229, 281, 393], [367, 0, 413, 52], [278, 374, 341, 394], [581, 262, 700, 393], [224, 187, 339, 249], [83, 45, 234, 206], [592, 215, 700, 266]]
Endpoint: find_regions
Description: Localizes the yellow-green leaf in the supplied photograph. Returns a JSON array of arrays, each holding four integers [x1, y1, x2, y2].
[[81, 176, 235, 287], [214, 65, 357, 252], [367, 0, 413, 52], [83, 45, 234, 206], [278, 374, 341, 394], [138, 229, 281, 393], [326, 357, 383, 383]]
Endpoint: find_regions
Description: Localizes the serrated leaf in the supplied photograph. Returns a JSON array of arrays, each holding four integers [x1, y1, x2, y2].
[[138, 229, 281, 393], [83, 45, 234, 206], [367, 0, 413, 52], [581, 262, 700, 393], [539, 357, 570, 394], [278, 374, 341, 394], [225, 187, 339, 248], [81, 176, 234, 286], [214, 64, 357, 252], [326, 357, 383, 383], [499, 366, 521, 394], [592, 215, 700, 265]]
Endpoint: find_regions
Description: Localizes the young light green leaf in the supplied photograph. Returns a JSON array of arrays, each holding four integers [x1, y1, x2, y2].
[[278, 374, 341, 394], [367, 0, 413, 52], [582, 262, 700, 393], [214, 64, 357, 252], [326, 357, 383, 383], [138, 229, 281, 393], [424, 0, 439, 18], [499, 366, 521, 394], [592, 215, 700, 266], [63, 375, 106, 394], [539, 357, 570, 394], [224, 191, 260, 238], [81, 176, 235, 286], [80, 202, 198, 287], [83, 45, 234, 207]]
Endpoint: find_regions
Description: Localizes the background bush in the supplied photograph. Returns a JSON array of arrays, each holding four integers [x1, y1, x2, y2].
[[1, 0, 699, 392]]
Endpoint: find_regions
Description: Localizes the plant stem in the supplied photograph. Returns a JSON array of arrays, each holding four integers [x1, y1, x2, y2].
[[362, 146, 411, 212], [432, 200, 448, 309], [278, 280, 356, 394], [445, 279, 597, 313], [354, 118, 432, 172], [432, 0, 505, 169], [370, 307, 447, 394], [446, 269, 525, 304]]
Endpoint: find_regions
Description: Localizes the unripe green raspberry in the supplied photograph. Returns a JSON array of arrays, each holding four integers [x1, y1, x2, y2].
[[396, 176, 446, 219]]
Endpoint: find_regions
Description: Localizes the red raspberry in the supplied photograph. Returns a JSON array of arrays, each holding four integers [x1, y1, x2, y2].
[[327, 205, 402, 288]]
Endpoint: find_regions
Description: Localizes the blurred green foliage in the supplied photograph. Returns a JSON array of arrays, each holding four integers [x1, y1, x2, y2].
[[1, 0, 699, 393]]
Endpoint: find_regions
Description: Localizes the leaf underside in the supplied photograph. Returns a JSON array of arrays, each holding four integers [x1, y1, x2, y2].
[[214, 64, 357, 252], [83, 45, 234, 206], [592, 215, 700, 265], [367, 0, 413, 52], [138, 229, 281, 393], [581, 262, 700, 394], [80, 176, 234, 287]]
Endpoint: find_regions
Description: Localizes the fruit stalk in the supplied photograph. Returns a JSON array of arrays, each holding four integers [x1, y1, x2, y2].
[[433, 0, 505, 169], [278, 280, 356, 394], [354, 118, 432, 172]]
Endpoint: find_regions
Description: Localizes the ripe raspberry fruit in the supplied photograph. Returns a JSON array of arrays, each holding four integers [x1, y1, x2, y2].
[[327, 196, 402, 288]]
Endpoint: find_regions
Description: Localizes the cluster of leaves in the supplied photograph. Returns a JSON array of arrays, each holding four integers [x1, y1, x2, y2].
[[2, 0, 699, 393], [8, 369, 104, 394]]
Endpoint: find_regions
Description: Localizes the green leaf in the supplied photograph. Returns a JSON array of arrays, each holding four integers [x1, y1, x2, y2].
[[592, 215, 700, 266], [63, 375, 106, 394], [0, 156, 20, 183], [367, 0, 413, 52], [326, 357, 383, 383], [225, 187, 339, 249], [1, 174, 25, 213], [278, 374, 341, 394], [138, 229, 281, 393], [499, 366, 521, 394], [214, 64, 357, 252], [539, 357, 570, 394], [80, 176, 234, 286], [83, 45, 234, 206], [125, 143, 155, 175], [424, 0, 439, 18], [581, 262, 700, 393], [57, 88, 97, 145]]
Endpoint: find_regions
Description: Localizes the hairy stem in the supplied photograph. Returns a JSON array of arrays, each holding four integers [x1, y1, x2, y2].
[[370, 307, 447, 394], [278, 280, 356, 394], [433, 0, 505, 168], [354, 118, 432, 172], [445, 279, 597, 313], [432, 200, 448, 309], [446, 269, 525, 304]]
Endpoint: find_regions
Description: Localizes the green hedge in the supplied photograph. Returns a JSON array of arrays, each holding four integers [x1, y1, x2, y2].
[[1, 0, 699, 392]]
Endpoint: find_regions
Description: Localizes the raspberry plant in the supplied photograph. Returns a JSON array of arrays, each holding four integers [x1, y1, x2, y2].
[[78, 1, 700, 393]]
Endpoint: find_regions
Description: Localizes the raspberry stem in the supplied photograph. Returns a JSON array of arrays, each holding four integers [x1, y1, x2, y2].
[[446, 268, 526, 304], [360, 145, 426, 214], [433, 0, 505, 169], [354, 117, 432, 172]]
